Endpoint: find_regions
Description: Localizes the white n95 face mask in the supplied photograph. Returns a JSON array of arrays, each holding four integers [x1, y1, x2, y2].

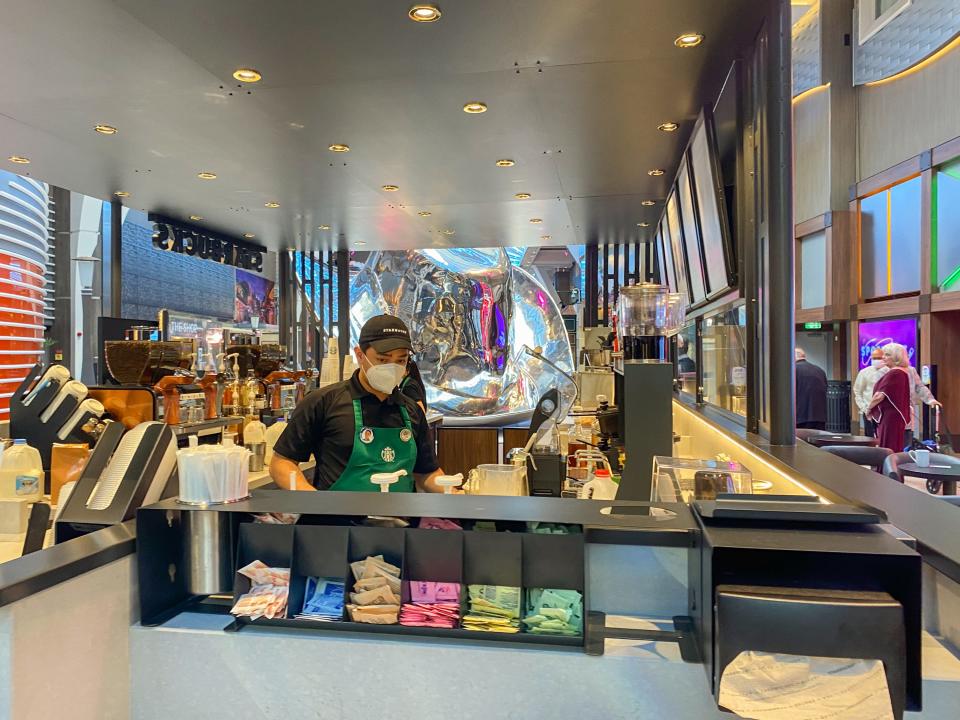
[[364, 361, 406, 394], [871, 359, 884, 369]]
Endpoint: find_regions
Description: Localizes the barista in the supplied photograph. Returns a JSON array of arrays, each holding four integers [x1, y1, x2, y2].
[[269, 315, 446, 492]]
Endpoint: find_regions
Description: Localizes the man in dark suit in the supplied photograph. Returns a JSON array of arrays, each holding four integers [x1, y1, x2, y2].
[[795, 347, 828, 430]]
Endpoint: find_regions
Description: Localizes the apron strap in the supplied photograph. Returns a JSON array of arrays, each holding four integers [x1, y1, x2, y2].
[[352, 398, 364, 432], [399, 404, 413, 429]]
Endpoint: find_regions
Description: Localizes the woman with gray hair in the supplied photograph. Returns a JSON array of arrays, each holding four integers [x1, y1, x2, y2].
[[867, 343, 912, 452]]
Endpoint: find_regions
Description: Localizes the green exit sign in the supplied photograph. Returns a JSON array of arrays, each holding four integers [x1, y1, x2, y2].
[[803, 321, 822, 330]]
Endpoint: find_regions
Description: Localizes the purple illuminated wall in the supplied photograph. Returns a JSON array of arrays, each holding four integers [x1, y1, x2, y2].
[[857, 317, 918, 369]]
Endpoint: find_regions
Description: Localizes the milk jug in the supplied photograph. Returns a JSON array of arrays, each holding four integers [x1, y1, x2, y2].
[[0, 439, 44, 501]]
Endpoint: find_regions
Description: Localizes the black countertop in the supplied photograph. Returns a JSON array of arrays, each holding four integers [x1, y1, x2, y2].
[[678, 397, 960, 581], [141, 491, 697, 546]]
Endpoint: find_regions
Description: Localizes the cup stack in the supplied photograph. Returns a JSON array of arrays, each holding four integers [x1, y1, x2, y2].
[[177, 438, 251, 504]]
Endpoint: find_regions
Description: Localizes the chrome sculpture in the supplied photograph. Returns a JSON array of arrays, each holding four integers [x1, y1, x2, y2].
[[350, 248, 576, 426]]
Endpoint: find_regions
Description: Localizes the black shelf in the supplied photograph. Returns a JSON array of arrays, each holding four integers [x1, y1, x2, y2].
[[222, 521, 586, 649]]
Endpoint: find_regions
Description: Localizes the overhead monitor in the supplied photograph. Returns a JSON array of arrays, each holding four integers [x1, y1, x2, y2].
[[664, 188, 689, 302], [654, 227, 667, 286], [676, 156, 707, 304], [659, 217, 678, 293], [689, 108, 735, 297]]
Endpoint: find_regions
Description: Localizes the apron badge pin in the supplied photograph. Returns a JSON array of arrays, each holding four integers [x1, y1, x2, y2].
[[400, 428, 412, 442], [359, 427, 374, 444], [381, 447, 396, 463]]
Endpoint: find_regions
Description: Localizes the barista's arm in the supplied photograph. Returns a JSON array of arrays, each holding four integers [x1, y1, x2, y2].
[[269, 453, 317, 491], [415, 467, 454, 493]]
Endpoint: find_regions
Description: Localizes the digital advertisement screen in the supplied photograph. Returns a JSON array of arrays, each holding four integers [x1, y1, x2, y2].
[[857, 317, 918, 369]]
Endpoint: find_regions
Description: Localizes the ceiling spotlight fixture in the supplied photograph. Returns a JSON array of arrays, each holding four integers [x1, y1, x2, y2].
[[114, 191, 130, 197], [441, 229, 456, 236], [674, 33, 704, 49], [264, 201, 280, 208], [418, 210, 432, 217], [637, 222, 650, 228], [495, 159, 515, 167], [355, 240, 367, 246], [233, 67, 262, 83], [94, 124, 118, 135], [318, 224, 331, 230], [463, 101, 488, 114], [382, 184, 399, 192], [197, 172, 217, 180], [657, 122, 679, 132], [529, 218, 543, 224], [540, 235, 552, 241], [189, 215, 203, 221], [328, 143, 350, 153], [514, 192, 531, 200], [7, 155, 30, 164], [641, 200, 656, 206], [408, 4, 441, 22], [243, 233, 256, 239], [648, 168, 665, 176]]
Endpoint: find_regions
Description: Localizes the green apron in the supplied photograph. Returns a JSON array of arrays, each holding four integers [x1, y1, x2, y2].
[[328, 399, 417, 492]]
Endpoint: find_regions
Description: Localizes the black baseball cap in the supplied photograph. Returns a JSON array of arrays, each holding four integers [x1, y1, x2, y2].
[[358, 314, 413, 353]]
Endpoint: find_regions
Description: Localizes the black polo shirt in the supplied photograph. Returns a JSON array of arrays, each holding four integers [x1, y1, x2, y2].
[[273, 371, 439, 490]]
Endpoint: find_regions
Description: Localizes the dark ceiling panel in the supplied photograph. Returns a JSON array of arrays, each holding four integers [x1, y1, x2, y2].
[[0, 0, 768, 250]]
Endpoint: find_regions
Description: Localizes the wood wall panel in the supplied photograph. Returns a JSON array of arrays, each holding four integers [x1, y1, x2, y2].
[[502, 428, 529, 456], [435, 428, 498, 479], [930, 311, 960, 440]]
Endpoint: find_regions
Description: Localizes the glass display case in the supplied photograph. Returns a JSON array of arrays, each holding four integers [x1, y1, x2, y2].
[[651, 455, 753, 503]]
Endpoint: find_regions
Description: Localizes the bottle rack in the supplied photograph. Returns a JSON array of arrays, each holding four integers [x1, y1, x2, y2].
[[227, 522, 586, 648], [9, 363, 100, 479]]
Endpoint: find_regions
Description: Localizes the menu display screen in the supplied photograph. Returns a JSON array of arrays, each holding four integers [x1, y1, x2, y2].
[[857, 317, 918, 369], [659, 220, 678, 292], [677, 158, 707, 304], [665, 189, 689, 301], [689, 114, 730, 296]]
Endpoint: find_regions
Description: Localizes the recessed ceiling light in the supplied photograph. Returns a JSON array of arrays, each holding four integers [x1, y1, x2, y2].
[[674, 33, 704, 48], [7, 155, 30, 164], [514, 192, 532, 200], [355, 240, 367, 246], [637, 222, 650, 227], [641, 200, 656, 206], [264, 201, 280, 208], [318, 224, 331, 230], [328, 143, 350, 153], [529, 218, 543, 224], [648, 168, 665, 176], [197, 172, 217, 180], [441, 229, 456, 236], [463, 101, 488, 114], [418, 210, 432, 217], [540, 235, 552, 241], [114, 191, 130, 197], [382, 184, 399, 192], [657, 122, 679, 132], [233, 67, 262, 83], [94, 124, 118, 135], [408, 4, 442, 22], [243, 233, 256, 239], [189, 215, 203, 221], [495, 159, 515, 167]]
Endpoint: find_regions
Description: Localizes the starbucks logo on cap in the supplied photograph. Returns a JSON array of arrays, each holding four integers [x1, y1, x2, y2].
[[381, 447, 396, 462]]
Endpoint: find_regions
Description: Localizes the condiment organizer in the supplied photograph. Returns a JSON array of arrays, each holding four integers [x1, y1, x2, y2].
[[225, 521, 586, 648]]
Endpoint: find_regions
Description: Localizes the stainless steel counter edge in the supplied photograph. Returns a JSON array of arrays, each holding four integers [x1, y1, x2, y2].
[[677, 396, 960, 581], [0, 521, 135, 610]]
